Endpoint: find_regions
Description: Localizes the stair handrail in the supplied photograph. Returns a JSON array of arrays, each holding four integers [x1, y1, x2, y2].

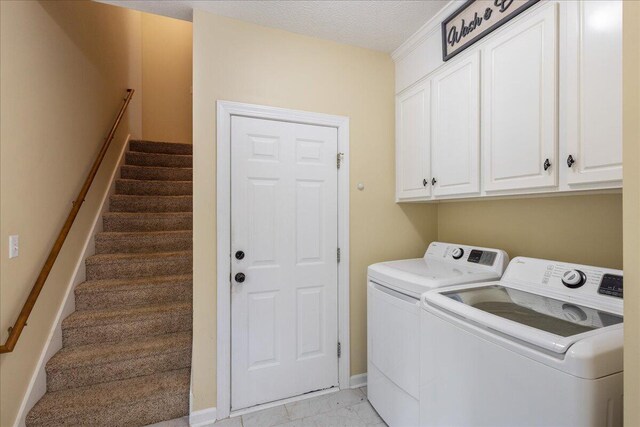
[[0, 88, 135, 354]]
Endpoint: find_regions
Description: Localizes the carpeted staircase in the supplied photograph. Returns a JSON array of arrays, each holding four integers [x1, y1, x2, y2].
[[26, 141, 193, 427]]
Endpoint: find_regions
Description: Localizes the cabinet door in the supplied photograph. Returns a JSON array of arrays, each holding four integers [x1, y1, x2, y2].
[[482, 3, 558, 193], [563, 1, 622, 186], [396, 81, 430, 200], [431, 52, 480, 198]]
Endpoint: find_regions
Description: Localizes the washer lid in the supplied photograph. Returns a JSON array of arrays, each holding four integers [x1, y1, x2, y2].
[[424, 283, 623, 354], [368, 258, 501, 298]]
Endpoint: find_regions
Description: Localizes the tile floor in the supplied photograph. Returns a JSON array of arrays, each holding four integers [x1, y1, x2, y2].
[[149, 387, 386, 427]]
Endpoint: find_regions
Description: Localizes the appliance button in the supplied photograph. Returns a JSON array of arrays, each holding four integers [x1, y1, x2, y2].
[[562, 269, 587, 288], [452, 247, 464, 259]]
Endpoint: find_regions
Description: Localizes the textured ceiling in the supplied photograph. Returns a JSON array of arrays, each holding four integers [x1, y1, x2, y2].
[[97, 1, 450, 52]]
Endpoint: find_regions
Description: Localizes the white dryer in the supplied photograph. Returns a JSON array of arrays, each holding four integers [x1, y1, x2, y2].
[[420, 257, 624, 427], [367, 242, 508, 427]]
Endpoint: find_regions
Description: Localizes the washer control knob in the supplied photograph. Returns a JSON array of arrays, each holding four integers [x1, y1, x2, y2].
[[562, 269, 587, 288], [452, 247, 465, 260]]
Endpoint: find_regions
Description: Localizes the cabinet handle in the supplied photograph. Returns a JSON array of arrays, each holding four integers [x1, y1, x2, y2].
[[543, 159, 551, 171], [567, 155, 575, 168], [431, 178, 437, 186], [423, 179, 428, 187]]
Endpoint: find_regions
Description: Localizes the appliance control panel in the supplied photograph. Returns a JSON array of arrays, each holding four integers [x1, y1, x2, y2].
[[598, 274, 623, 298], [502, 257, 624, 313], [467, 249, 498, 266], [424, 242, 509, 276]]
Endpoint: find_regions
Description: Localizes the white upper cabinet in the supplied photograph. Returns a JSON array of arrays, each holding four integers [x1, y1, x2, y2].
[[396, 80, 430, 201], [481, 3, 558, 193], [563, 1, 622, 186], [393, 0, 623, 202], [431, 52, 480, 197]]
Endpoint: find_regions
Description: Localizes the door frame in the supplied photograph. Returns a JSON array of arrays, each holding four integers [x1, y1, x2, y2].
[[216, 101, 350, 419]]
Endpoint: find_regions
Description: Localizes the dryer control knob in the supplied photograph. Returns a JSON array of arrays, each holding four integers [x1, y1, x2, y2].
[[562, 269, 587, 288], [452, 247, 464, 260]]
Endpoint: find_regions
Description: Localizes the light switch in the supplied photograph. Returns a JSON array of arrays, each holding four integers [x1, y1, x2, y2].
[[9, 235, 19, 259]]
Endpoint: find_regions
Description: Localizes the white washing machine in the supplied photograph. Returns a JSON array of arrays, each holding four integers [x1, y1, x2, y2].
[[420, 257, 624, 427], [367, 242, 508, 427]]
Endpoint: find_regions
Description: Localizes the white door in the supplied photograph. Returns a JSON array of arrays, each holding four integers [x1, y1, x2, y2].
[[563, 0, 622, 186], [231, 116, 339, 410], [431, 51, 480, 198], [396, 80, 431, 201], [482, 3, 558, 193]]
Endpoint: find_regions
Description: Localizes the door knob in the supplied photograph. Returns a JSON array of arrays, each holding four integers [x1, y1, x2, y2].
[[235, 273, 246, 283], [423, 178, 428, 187], [543, 159, 551, 171], [567, 155, 575, 168], [431, 177, 437, 186], [235, 250, 245, 260]]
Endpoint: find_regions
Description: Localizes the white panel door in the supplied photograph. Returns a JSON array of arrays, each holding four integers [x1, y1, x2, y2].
[[431, 52, 480, 198], [396, 80, 431, 200], [482, 3, 558, 192], [231, 116, 339, 410], [564, 0, 622, 186]]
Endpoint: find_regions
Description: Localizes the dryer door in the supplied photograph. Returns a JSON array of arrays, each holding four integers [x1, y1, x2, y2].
[[367, 281, 420, 426]]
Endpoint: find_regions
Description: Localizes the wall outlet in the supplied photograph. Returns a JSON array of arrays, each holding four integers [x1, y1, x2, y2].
[[9, 235, 19, 258]]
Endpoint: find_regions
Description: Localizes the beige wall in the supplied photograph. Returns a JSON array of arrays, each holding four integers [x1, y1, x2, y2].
[[438, 194, 623, 269], [142, 13, 193, 144], [192, 11, 437, 410], [623, 2, 640, 425], [0, 1, 142, 426]]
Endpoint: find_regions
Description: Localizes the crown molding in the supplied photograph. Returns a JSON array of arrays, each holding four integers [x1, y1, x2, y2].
[[391, 0, 464, 62]]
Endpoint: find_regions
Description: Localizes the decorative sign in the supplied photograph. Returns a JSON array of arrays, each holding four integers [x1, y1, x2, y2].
[[442, 0, 540, 61]]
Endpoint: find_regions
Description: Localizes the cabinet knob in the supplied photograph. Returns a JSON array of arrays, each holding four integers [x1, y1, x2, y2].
[[422, 178, 428, 187], [567, 155, 575, 168], [543, 159, 551, 171], [431, 178, 437, 186], [235, 273, 246, 283], [235, 250, 245, 260]]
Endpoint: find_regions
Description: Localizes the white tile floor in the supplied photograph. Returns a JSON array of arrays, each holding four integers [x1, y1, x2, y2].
[[148, 387, 386, 427]]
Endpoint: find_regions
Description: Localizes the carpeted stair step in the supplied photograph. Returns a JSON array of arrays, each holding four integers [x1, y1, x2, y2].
[[95, 230, 192, 254], [75, 274, 192, 310], [86, 251, 192, 280], [115, 179, 192, 196], [125, 151, 192, 168], [109, 194, 192, 213], [103, 212, 192, 232], [130, 140, 192, 155], [120, 164, 192, 181], [46, 332, 192, 392], [62, 302, 192, 347], [26, 368, 190, 427], [28, 139, 195, 426]]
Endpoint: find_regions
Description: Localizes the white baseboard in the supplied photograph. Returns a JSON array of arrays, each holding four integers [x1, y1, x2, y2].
[[189, 407, 218, 427], [350, 373, 367, 389], [13, 134, 131, 427]]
